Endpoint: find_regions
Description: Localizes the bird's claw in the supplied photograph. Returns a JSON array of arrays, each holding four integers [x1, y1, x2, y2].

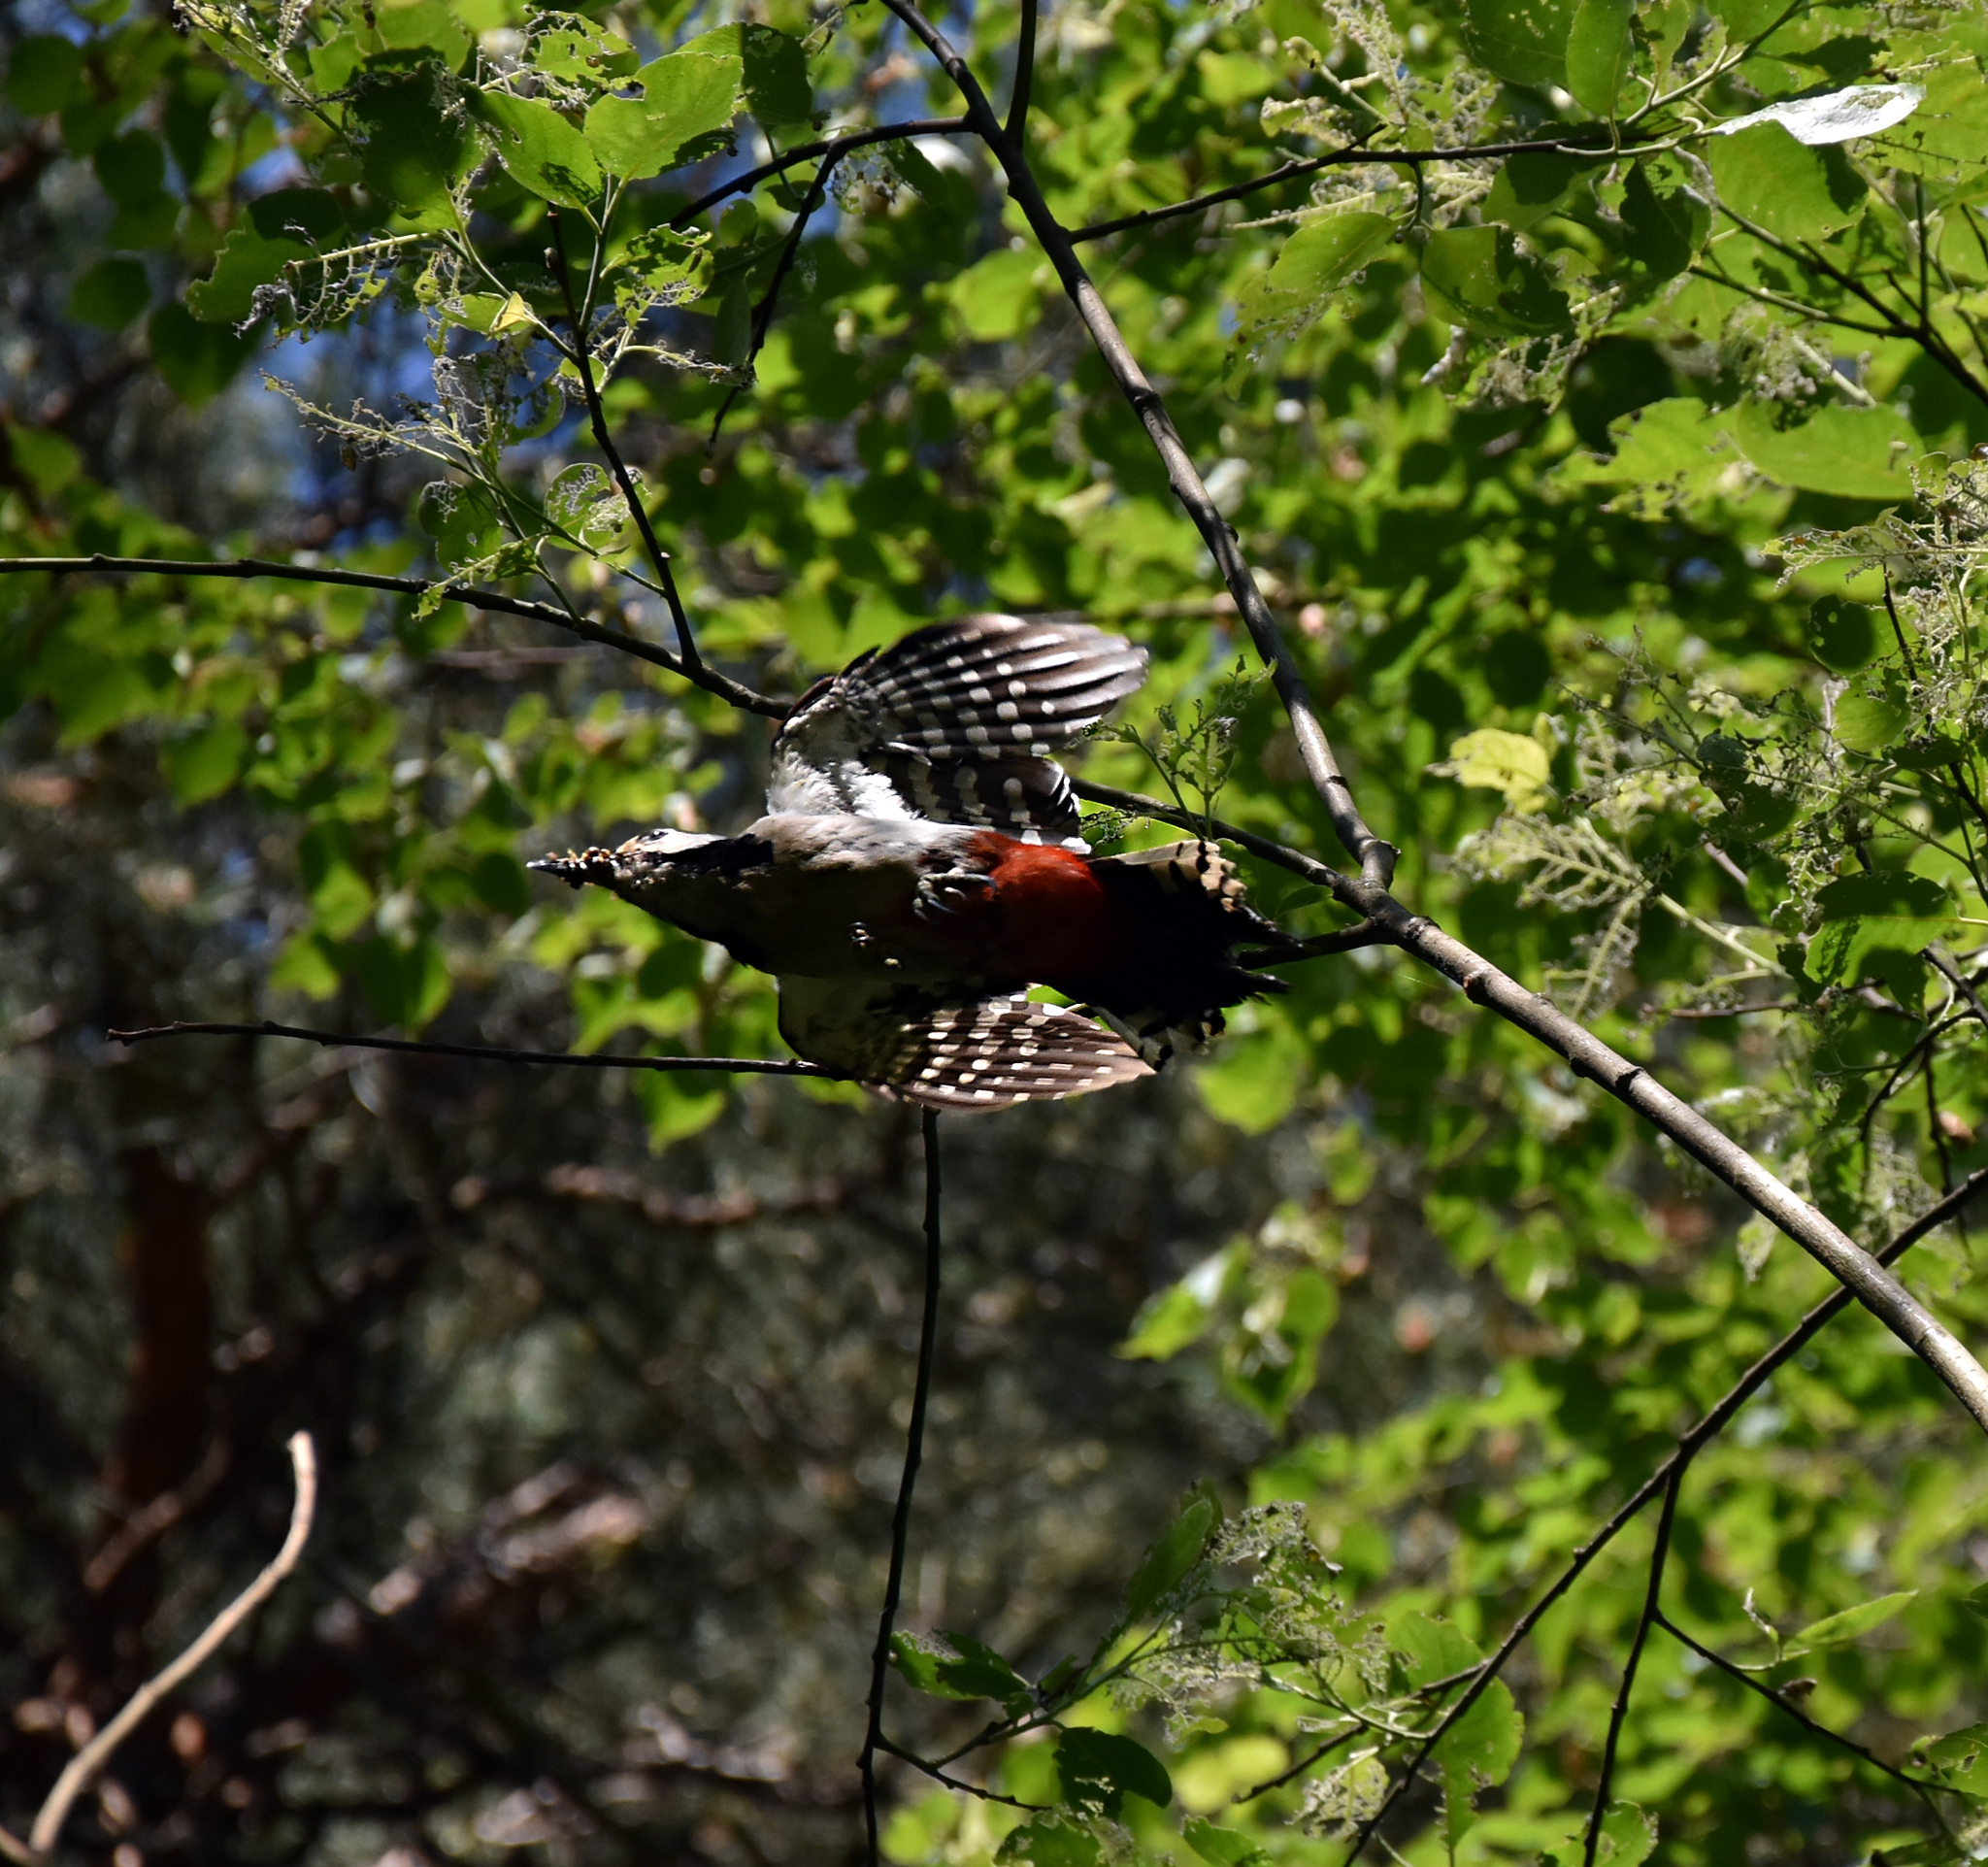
[[913, 869, 994, 920]]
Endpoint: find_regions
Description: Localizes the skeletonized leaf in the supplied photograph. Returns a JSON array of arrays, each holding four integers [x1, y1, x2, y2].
[[1712, 82, 1925, 147]]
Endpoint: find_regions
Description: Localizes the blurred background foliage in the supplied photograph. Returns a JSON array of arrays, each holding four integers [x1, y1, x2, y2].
[[5, 0, 1988, 1859]]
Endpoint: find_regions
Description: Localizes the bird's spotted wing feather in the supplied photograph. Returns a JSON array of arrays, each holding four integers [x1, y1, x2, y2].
[[872, 995, 1152, 1112], [769, 615, 1146, 845]]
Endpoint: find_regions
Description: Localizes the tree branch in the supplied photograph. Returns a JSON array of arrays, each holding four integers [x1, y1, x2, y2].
[[1070, 777, 1988, 1436], [28, 1432, 317, 1857], [1006, 0, 1038, 143], [0, 554, 791, 717], [877, 0, 1397, 891], [110, 1020, 830, 1077], [861, 1110, 945, 1865], [1069, 135, 1621, 245], [668, 117, 970, 228]]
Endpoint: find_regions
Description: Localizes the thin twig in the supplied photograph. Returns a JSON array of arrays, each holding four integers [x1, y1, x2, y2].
[[0, 554, 789, 717], [1238, 919, 1387, 967], [110, 1020, 830, 1077], [875, 1734, 1042, 1810], [861, 1109, 944, 1865], [1651, 1611, 1949, 1805], [1924, 948, 1988, 1028], [668, 117, 969, 227], [29, 1433, 318, 1856], [1070, 135, 1621, 245], [709, 150, 844, 448], [550, 211, 701, 672], [1582, 1469, 1679, 1864]]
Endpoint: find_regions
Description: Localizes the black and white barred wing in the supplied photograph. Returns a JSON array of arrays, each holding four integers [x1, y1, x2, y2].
[[873, 995, 1153, 1112], [768, 615, 1146, 846]]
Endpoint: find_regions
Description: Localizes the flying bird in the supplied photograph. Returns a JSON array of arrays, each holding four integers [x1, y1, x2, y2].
[[530, 615, 1290, 1110]]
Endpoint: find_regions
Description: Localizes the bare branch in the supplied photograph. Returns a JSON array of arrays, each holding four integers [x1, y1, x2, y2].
[[30, 1433, 318, 1857], [1006, 0, 1038, 143], [0, 555, 791, 717], [110, 1020, 830, 1078]]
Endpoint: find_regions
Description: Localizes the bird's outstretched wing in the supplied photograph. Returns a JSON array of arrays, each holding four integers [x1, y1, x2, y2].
[[778, 977, 1151, 1111], [870, 995, 1154, 1112], [769, 614, 1146, 847]]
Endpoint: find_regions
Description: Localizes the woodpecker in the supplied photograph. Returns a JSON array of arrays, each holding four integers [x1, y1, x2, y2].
[[530, 615, 1293, 1110]]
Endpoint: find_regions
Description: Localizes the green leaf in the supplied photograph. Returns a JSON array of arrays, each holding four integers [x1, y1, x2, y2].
[[995, 1815, 1103, 1867], [678, 24, 812, 126], [299, 825, 375, 939], [530, 18, 638, 86], [1807, 595, 1876, 672], [473, 90, 602, 207], [354, 933, 451, 1031], [371, 0, 470, 65], [1054, 1728, 1172, 1816], [1462, 0, 1577, 88], [162, 719, 248, 805], [1118, 1268, 1218, 1361], [1482, 151, 1578, 231], [6, 35, 86, 116], [1121, 1487, 1218, 1623], [1618, 160, 1707, 283], [1181, 1818, 1267, 1867], [950, 248, 1044, 343], [1809, 875, 1956, 985], [93, 128, 164, 206], [1706, 123, 1866, 243], [1389, 1610, 1481, 1688], [1435, 728, 1553, 811], [6, 423, 82, 497], [1834, 691, 1908, 753], [1920, 1722, 1988, 1797], [1267, 212, 1397, 294], [1434, 1678, 1522, 1845], [148, 303, 262, 405], [69, 256, 151, 330], [351, 69, 477, 211], [1726, 402, 1915, 500], [584, 49, 740, 181], [1419, 225, 1571, 337], [890, 1630, 1034, 1714], [1786, 1588, 1917, 1651], [1564, 0, 1633, 117]]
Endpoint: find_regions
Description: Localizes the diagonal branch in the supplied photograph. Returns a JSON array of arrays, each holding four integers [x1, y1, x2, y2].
[[0, 554, 790, 717], [111, 1020, 829, 1077], [860, 1110, 945, 1865], [1069, 777, 1988, 1437], [876, 0, 1396, 891], [26, 1433, 317, 1857], [1005, 0, 1038, 143]]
